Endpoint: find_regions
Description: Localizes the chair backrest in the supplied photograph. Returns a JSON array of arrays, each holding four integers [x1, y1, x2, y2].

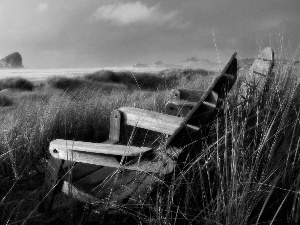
[[166, 52, 238, 148], [239, 47, 274, 100], [110, 52, 237, 155]]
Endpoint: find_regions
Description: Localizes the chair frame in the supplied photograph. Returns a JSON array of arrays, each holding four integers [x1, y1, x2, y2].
[[38, 52, 238, 221]]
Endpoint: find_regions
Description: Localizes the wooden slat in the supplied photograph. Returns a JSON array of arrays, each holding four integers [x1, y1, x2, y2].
[[62, 181, 101, 204], [213, 59, 238, 96], [50, 147, 174, 174], [249, 47, 274, 79], [125, 153, 174, 174], [252, 60, 272, 77], [261, 47, 274, 61], [50, 149, 121, 167], [109, 110, 121, 143], [50, 139, 152, 157], [74, 166, 117, 188], [119, 107, 184, 135], [175, 89, 205, 102], [240, 47, 274, 99], [167, 100, 197, 107], [165, 100, 195, 116], [166, 98, 217, 117], [64, 171, 153, 206]]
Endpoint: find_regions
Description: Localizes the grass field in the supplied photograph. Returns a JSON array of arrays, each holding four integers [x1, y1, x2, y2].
[[0, 63, 300, 224]]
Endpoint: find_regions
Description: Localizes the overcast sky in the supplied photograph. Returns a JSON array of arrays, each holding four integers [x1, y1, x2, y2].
[[0, 0, 299, 67]]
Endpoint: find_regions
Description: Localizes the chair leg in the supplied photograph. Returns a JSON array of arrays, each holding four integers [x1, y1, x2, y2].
[[39, 155, 64, 213]]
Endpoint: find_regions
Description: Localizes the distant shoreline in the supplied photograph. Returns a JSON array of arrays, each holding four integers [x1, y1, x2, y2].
[[0, 67, 165, 82]]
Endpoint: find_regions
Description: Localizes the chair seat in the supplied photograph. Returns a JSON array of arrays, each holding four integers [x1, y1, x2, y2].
[[62, 165, 161, 207]]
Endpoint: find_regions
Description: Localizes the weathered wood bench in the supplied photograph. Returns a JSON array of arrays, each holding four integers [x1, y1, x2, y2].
[[38, 51, 238, 222], [166, 47, 274, 117]]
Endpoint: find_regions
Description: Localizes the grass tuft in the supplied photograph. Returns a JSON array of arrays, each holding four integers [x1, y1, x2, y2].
[[0, 78, 34, 91], [84, 70, 171, 90]]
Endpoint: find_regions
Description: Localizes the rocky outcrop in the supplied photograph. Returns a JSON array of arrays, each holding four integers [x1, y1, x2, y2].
[[0, 52, 24, 68]]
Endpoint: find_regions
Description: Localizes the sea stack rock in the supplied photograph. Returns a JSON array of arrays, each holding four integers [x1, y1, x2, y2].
[[0, 52, 24, 68]]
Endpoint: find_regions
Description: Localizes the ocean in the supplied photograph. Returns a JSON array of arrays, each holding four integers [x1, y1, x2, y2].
[[0, 67, 165, 83]]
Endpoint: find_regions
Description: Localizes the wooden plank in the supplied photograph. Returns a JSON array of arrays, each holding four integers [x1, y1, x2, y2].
[[167, 100, 197, 107], [212, 53, 238, 97], [240, 47, 274, 98], [76, 170, 151, 205], [167, 90, 218, 121], [109, 110, 121, 143], [252, 61, 272, 77], [50, 148, 174, 174], [261, 47, 274, 61], [166, 88, 217, 117], [74, 166, 118, 188], [119, 107, 184, 135], [61, 167, 166, 207], [65, 163, 105, 182], [50, 149, 121, 167], [106, 171, 161, 205], [50, 139, 152, 157], [166, 98, 218, 117], [62, 181, 101, 204], [125, 152, 174, 174], [165, 100, 195, 116], [175, 89, 205, 102]]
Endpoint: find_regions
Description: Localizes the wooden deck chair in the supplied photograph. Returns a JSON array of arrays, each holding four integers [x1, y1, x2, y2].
[[239, 47, 274, 104], [166, 47, 274, 117], [38, 52, 237, 222]]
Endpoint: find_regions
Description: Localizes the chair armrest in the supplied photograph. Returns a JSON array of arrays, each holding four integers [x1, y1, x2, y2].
[[50, 139, 152, 157], [119, 107, 184, 135], [49, 140, 174, 174]]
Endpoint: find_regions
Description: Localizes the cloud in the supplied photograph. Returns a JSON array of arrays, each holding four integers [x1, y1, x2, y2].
[[92, 1, 179, 26], [36, 2, 49, 13]]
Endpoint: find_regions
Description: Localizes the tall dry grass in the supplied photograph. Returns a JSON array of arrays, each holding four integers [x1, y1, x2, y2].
[[1, 64, 299, 224], [0, 77, 34, 91], [142, 63, 300, 225]]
